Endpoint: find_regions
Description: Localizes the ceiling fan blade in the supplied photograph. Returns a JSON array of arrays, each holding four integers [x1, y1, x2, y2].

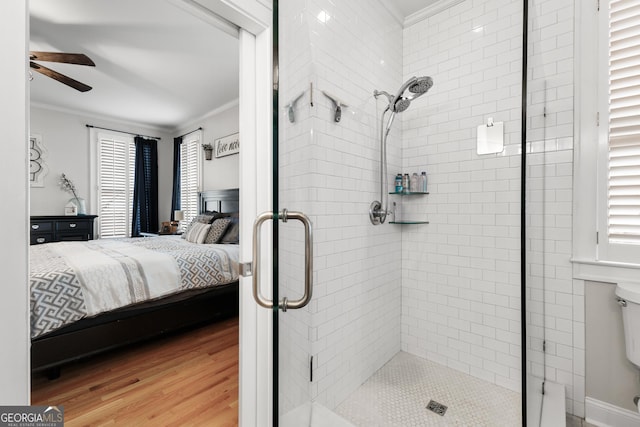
[[30, 61, 92, 92], [29, 51, 95, 67]]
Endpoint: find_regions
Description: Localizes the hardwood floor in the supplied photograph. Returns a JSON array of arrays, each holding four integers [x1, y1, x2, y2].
[[32, 317, 239, 426]]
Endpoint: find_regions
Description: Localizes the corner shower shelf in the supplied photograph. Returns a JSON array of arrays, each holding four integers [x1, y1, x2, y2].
[[388, 191, 429, 224], [389, 191, 429, 195]]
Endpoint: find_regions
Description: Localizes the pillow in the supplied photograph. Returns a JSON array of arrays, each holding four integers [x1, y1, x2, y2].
[[220, 217, 239, 244], [204, 218, 232, 244], [183, 222, 211, 244], [181, 214, 217, 238], [194, 213, 217, 224]]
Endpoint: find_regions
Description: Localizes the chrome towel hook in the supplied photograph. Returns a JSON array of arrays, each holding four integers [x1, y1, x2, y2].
[[322, 90, 348, 122]]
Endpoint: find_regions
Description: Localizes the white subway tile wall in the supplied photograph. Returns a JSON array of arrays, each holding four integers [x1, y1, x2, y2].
[[401, 0, 525, 393], [279, 0, 404, 412], [400, 0, 581, 417], [278, 0, 316, 415], [527, 0, 581, 417]]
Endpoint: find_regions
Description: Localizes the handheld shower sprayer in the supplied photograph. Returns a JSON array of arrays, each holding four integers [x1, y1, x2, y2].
[[370, 76, 433, 225]]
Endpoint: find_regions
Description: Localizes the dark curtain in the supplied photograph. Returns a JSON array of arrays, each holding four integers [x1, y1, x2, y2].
[[170, 136, 182, 220], [131, 136, 159, 237]]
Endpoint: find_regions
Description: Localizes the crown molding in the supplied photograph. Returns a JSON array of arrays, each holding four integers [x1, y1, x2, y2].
[[30, 101, 174, 133], [176, 98, 239, 135], [376, 0, 404, 26], [404, 0, 465, 28], [31, 97, 240, 136]]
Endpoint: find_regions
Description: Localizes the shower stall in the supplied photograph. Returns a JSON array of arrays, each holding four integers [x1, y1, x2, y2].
[[258, 0, 580, 425]]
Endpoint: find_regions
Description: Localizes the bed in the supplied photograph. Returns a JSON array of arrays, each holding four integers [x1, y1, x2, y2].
[[30, 189, 240, 377]]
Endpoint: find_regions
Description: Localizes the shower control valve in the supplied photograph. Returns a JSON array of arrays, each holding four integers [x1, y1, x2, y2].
[[369, 200, 387, 225]]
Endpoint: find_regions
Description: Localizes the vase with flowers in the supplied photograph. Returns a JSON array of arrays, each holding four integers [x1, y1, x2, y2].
[[59, 173, 86, 215]]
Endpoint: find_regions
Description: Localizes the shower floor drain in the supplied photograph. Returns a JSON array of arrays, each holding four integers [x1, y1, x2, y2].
[[426, 400, 448, 416]]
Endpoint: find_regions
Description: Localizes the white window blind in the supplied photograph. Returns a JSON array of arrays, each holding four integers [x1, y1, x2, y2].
[[608, 0, 640, 244], [97, 134, 135, 238], [180, 131, 201, 227]]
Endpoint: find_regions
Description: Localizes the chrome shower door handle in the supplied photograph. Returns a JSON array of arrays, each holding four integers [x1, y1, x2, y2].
[[252, 211, 276, 309], [252, 209, 313, 311], [281, 210, 313, 311]]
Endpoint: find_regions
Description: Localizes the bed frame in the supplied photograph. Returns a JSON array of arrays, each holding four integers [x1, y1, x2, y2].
[[31, 189, 240, 377]]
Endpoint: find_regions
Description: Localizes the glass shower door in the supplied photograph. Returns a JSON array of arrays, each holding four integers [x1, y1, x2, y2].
[[263, 0, 317, 424], [256, 0, 537, 425], [264, 1, 357, 425]]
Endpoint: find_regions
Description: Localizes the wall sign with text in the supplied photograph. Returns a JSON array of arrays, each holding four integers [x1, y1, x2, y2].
[[214, 132, 239, 158]]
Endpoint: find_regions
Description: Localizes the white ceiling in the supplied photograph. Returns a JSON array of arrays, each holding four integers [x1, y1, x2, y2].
[[395, 0, 440, 17], [29, 0, 239, 131], [29, 0, 435, 131]]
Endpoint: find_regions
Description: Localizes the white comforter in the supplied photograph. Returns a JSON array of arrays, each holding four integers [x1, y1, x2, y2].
[[30, 236, 239, 338]]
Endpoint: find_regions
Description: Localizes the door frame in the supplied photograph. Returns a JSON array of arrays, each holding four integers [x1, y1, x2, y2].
[[236, 12, 275, 427], [161, 2, 276, 425], [5, 0, 274, 423], [0, 0, 30, 404]]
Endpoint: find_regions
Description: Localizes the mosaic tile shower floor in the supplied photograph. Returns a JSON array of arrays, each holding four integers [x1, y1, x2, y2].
[[335, 351, 521, 426]]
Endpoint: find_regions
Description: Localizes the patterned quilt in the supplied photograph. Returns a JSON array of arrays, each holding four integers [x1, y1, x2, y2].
[[30, 236, 239, 339]]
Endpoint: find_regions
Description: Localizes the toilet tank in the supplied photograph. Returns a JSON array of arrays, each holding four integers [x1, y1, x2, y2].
[[616, 282, 640, 368]]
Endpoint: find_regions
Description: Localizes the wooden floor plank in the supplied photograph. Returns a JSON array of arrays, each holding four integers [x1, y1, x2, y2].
[[31, 317, 239, 426]]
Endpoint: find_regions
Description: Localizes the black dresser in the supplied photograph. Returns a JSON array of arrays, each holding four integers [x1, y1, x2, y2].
[[30, 215, 98, 245]]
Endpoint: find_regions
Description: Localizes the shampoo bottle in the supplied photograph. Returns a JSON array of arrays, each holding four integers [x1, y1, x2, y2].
[[410, 173, 419, 192]]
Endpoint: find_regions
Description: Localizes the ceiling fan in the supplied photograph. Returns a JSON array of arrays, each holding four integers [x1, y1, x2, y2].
[[29, 51, 95, 92]]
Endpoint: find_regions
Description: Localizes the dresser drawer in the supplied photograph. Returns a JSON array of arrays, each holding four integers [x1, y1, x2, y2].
[[30, 221, 53, 233], [29, 215, 97, 245], [56, 220, 90, 233], [57, 234, 89, 242], [30, 234, 54, 245]]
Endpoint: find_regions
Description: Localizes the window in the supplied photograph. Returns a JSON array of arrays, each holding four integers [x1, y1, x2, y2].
[[96, 132, 135, 238], [179, 130, 202, 226], [574, 0, 640, 275], [606, 0, 640, 247]]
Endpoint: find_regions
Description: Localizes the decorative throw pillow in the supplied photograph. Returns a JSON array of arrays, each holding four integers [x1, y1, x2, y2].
[[194, 213, 217, 224], [183, 222, 211, 244], [204, 218, 232, 244], [181, 214, 217, 238], [220, 217, 239, 244]]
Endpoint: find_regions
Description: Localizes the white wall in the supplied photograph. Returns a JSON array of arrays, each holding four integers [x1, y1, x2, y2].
[[175, 101, 239, 192], [278, 0, 404, 411], [30, 106, 174, 221], [401, 0, 524, 393], [30, 102, 240, 226], [586, 281, 640, 413], [0, 0, 30, 404]]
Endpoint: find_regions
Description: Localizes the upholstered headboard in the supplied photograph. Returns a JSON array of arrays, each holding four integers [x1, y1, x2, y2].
[[198, 188, 239, 214]]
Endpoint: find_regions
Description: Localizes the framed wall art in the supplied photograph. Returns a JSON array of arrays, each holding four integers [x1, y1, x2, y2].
[[30, 134, 48, 187]]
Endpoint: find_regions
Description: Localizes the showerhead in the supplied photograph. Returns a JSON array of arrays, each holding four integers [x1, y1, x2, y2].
[[408, 76, 433, 95], [390, 76, 433, 112], [393, 98, 411, 113]]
